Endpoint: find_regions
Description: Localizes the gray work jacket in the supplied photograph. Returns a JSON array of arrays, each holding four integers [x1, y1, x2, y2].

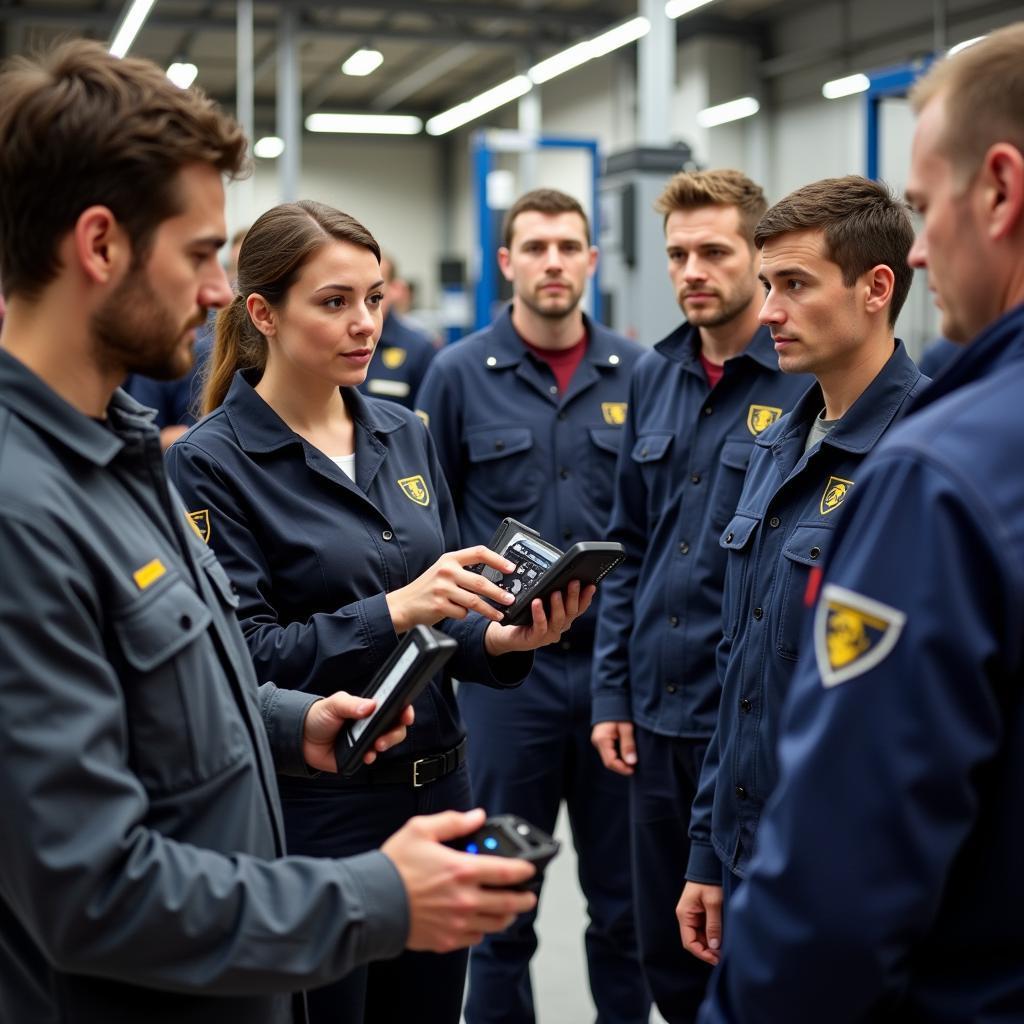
[[0, 350, 408, 1023]]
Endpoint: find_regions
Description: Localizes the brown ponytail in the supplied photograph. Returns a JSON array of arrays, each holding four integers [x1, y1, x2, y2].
[[201, 199, 380, 415]]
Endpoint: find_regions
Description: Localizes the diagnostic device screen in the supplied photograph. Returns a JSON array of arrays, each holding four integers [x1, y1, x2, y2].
[[348, 641, 420, 744]]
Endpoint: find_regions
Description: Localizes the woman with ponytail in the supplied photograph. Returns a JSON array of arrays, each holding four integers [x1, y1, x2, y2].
[[165, 200, 593, 1024]]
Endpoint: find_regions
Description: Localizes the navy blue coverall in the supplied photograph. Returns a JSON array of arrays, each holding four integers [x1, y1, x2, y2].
[[687, 342, 926, 886], [700, 305, 1024, 1023], [417, 307, 650, 1024], [358, 310, 436, 409], [591, 323, 809, 1023], [166, 370, 530, 1024]]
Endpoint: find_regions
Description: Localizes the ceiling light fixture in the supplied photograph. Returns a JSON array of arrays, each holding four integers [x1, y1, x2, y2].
[[425, 76, 532, 137], [305, 113, 423, 135], [822, 72, 870, 99], [665, 0, 716, 19], [166, 62, 199, 89], [528, 16, 651, 85], [697, 96, 760, 127], [342, 49, 384, 77], [109, 0, 156, 58], [254, 136, 285, 158]]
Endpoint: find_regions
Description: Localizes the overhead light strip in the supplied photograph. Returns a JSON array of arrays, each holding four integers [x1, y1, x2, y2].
[[665, 0, 716, 19], [528, 16, 650, 85], [109, 0, 156, 58], [697, 96, 760, 127], [166, 62, 198, 89], [305, 113, 423, 135], [425, 75, 532, 137], [822, 72, 870, 99], [342, 49, 384, 77]]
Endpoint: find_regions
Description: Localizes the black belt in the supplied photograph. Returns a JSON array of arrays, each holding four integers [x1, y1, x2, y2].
[[359, 738, 467, 788]]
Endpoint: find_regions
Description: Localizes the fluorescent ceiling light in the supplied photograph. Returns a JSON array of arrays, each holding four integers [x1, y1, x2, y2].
[[305, 112, 422, 135], [166, 62, 198, 89], [342, 49, 384, 77], [254, 136, 285, 159], [822, 72, 870, 99], [529, 17, 650, 85], [665, 0, 715, 18], [109, 0, 156, 58], [425, 75, 532, 137], [697, 96, 760, 127], [948, 35, 985, 56]]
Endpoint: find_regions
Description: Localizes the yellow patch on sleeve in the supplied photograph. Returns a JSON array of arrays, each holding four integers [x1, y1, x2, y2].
[[133, 558, 167, 590], [814, 584, 906, 687]]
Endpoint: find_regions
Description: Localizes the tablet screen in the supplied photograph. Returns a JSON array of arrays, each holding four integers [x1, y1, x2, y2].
[[348, 640, 421, 744]]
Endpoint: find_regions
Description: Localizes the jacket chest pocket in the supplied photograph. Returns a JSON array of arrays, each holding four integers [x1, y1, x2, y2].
[[584, 427, 624, 529], [775, 524, 833, 661], [112, 569, 248, 794], [631, 431, 674, 522], [720, 513, 759, 643], [709, 440, 754, 529], [466, 426, 542, 515]]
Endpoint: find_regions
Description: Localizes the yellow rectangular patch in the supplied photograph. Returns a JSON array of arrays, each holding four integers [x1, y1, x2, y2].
[[133, 558, 167, 590]]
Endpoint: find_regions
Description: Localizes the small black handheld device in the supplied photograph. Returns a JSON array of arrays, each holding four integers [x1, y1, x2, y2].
[[335, 625, 457, 777], [447, 814, 561, 893], [475, 518, 625, 627]]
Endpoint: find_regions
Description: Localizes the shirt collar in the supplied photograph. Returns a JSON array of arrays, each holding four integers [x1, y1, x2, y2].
[[654, 322, 778, 372], [481, 306, 627, 372], [0, 349, 161, 466], [223, 368, 408, 454]]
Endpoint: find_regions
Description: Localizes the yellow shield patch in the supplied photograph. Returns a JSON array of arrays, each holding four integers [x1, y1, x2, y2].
[[814, 584, 906, 688], [820, 476, 854, 516], [746, 404, 782, 435], [398, 475, 430, 507], [414, 409, 430, 428], [601, 402, 628, 425], [187, 509, 211, 543], [381, 347, 407, 369]]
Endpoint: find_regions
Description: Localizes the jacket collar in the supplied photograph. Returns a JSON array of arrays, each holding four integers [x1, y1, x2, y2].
[[481, 305, 628, 372], [758, 340, 923, 455], [0, 349, 161, 466], [653, 321, 779, 373], [223, 369, 408, 455]]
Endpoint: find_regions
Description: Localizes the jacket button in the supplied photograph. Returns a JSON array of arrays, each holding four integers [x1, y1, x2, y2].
[[769, 516, 781, 528], [810, 546, 821, 559], [559, 467, 570, 479], [691, 473, 701, 484], [669, 615, 679, 627], [179, 614, 192, 630], [563, 529, 572, 540], [666, 684, 677, 694], [679, 541, 690, 555], [735, 785, 747, 800], [752, 606, 763, 620], [703, 406, 713, 416], [559, 639, 572, 651], [549, 385, 558, 395], [725, 532, 734, 544], [739, 698, 752, 713], [382, 530, 393, 541], [640, 447, 649, 458], [494, 440, 505, 451], [558, 411, 567, 421]]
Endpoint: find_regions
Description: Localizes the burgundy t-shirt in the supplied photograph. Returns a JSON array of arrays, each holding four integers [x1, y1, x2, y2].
[[523, 331, 589, 394], [700, 350, 724, 390]]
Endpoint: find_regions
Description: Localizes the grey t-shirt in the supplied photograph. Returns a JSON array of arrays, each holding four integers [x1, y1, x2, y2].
[[804, 409, 839, 454]]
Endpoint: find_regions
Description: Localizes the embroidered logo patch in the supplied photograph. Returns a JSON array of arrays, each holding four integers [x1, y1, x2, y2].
[[187, 509, 211, 543], [381, 346, 407, 369], [398, 474, 430, 506], [820, 476, 854, 515], [414, 409, 430, 428], [601, 402, 628, 425], [814, 584, 906, 688], [133, 558, 167, 590], [746, 404, 782, 435]]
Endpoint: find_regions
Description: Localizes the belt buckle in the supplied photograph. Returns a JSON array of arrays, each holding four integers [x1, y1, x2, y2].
[[413, 757, 428, 788]]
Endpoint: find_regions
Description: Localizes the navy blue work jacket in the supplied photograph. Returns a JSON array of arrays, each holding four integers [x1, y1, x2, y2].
[[699, 303, 1024, 1023], [591, 324, 810, 737], [165, 371, 528, 781], [687, 342, 927, 882], [358, 311, 436, 409], [416, 307, 644, 650]]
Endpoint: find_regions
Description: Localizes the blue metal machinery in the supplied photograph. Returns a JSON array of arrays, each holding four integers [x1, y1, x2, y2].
[[864, 58, 935, 180]]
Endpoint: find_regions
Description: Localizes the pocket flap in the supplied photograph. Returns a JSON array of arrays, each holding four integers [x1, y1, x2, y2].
[[781, 524, 833, 567], [720, 513, 760, 551], [200, 553, 240, 609], [467, 426, 534, 463], [114, 574, 212, 672], [720, 439, 753, 471], [589, 427, 624, 455], [631, 432, 673, 463]]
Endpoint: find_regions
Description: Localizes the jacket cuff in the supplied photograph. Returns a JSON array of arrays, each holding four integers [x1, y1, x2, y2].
[[590, 690, 632, 727], [259, 683, 321, 776], [686, 840, 724, 885], [461, 613, 533, 688], [361, 591, 400, 661], [342, 850, 410, 963]]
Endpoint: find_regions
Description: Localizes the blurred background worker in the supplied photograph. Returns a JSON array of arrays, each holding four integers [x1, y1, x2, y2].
[[418, 188, 650, 1024], [358, 253, 437, 409], [589, 169, 810, 1024], [698, 23, 1024, 1023]]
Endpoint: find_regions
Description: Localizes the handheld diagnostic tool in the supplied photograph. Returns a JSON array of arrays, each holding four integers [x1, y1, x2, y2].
[[447, 814, 561, 893]]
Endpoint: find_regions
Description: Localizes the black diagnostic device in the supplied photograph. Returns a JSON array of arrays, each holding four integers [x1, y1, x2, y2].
[[474, 518, 625, 627], [447, 814, 561, 893], [334, 625, 457, 776]]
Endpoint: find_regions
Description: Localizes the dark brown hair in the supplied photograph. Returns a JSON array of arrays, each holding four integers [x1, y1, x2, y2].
[[0, 39, 247, 299], [754, 175, 914, 326], [654, 169, 767, 244], [203, 201, 381, 413], [501, 188, 590, 249], [910, 23, 1024, 181]]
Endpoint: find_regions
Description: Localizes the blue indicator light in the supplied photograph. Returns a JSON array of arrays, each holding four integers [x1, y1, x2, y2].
[[483, 836, 499, 851], [466, 843, 479, 855]]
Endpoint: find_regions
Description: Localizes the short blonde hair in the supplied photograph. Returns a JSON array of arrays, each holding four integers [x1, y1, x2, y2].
[[910, 22, 1024, 179], [654, 169, 766, 244]]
